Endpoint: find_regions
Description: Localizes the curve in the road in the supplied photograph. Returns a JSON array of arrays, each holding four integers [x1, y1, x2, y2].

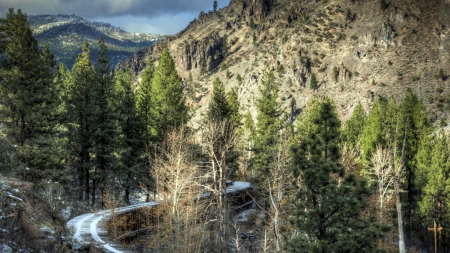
[[67, 181, 252, 253]]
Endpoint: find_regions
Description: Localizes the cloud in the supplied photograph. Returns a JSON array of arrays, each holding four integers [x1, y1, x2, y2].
[[94, 13, 196, 35], [0, 0, 229, 19], [0, 0, 229, 34]]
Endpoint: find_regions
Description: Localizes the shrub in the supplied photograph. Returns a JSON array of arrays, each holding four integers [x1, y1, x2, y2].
[[236, 74, 243, 84], [310, 73, 318, 89]]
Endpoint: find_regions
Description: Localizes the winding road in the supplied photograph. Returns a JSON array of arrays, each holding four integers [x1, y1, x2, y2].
[[66, 181, 252, 253]]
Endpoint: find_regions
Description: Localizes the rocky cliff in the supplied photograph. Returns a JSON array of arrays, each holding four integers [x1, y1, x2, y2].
[[117, 0, 450, 126]]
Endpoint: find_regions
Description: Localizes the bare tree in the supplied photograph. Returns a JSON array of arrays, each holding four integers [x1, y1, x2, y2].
[[370, 144, 394, 222], [201, 119, 237, 253], [148, 127, 207, 252]]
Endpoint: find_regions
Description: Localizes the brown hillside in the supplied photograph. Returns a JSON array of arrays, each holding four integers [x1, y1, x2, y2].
[[117, 0, 450, 125]]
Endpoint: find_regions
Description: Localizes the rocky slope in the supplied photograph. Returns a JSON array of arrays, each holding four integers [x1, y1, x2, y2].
[[117, 0, 450, 126], [29, 14, 165, 68], [0, 177, 72, 252]]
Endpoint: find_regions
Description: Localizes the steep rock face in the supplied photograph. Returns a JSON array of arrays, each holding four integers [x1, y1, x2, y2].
[[178, 32, 225, 71], [117, 0, 450, 125]]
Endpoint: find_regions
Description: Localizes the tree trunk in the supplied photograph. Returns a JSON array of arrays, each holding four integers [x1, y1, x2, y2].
[[393, 175, 406, 253]]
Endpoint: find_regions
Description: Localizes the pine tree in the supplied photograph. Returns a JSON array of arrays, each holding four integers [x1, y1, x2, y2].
[[200, 56, 207, 76], [89, 37, 119, 206], [213, 1, 218, 12], [287, 97, 388, 253], [310, 73, 318, 89], [66, 40, 96, 201], [342, 101, 366, 149], [208, 77, 230, 122], [137, 58, 155, 147], [222, 33, 228, 57], [360, 98, 388, 163], [150, 48, 188, 141], [115, 69, 146, 204], [227, 88, 242, 128], [253, 68, 282, 182], [0, 9, 60, 180]]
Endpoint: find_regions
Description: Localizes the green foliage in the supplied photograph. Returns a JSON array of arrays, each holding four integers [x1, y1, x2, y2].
[[434, 68, 445, 80], [310, 73, 318, 89], [149, 48, 188, 141], [236, 73, 243, 85], [440, 118, 447, 127], [415, 131, 450, 227], [200, 56, 207, 76], [249, 17, 255, 29], [220, 63, 228, 72], [252, 31, 257, 45], [65, 40, 96, 199], [89, 37, 120, 198], [226, 69, 231, 79], [288, 97, 388, 253], [222, 33, 229, 56], [213, 0, 218, 12], [333, 66, 339, 81], [115, 69, 146, 204], [360, 99, 388, 162], [388, 60, 393, 66], [226, 88, 242, 128], [0, 8, 62, 180], [342, 101, 366, 149], [207, 77, 230, 122], [137, 58, 155, 145], [283, 34, 288, 44], [253, 69, 282, 181]]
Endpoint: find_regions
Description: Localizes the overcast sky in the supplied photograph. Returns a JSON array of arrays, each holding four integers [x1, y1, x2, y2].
[[0, 0, 229, 35]]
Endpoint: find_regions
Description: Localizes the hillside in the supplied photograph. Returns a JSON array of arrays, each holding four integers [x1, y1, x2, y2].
[[28, 14, 165, 68], [117, 0, 450, 126]]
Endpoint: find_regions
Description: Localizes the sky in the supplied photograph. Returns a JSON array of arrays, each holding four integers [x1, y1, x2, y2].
[[0, 0, 230, 35]]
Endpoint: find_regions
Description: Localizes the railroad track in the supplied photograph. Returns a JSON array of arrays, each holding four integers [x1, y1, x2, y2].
[[67, 181, 252, 253]]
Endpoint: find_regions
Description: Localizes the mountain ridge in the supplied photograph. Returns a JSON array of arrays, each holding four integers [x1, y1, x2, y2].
[[28, 14, 166, 68], [117, 0, 450, 127]]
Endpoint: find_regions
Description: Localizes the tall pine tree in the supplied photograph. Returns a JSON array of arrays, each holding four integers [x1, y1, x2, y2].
[[149, 48, 188, 142], [89, 37, 119, 206], [137, 58, 155, 147], [115, 68, 146, 204], [287, 97, 388, 253], [253, 68, 282, 181], [0, 9, 60, 180], [66, 40, 95, 201]]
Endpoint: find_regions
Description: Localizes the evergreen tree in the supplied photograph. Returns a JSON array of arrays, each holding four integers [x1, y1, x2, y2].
[[208, 77, 230, 122], [66, 40, 96, 201], [200, 56, 207, 76], [227, 87, 242, 128], [0, 9, 60, 180], [287, 97, 388, 253], [310, 73, 318, 89], [115, 69, 146, 204], [253, 68, 282, 182], [89, 37, 119, 206], [137, 58, 155, 147], [213, 1, 218, 12], [360, 99, 388, 163], [342, 101, 366, 149], [150, 48, 188, 141], [222, 33, 229, 57]]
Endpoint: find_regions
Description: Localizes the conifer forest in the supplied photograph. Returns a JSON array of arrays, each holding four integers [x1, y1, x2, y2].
[[1, 4, 450, 253]]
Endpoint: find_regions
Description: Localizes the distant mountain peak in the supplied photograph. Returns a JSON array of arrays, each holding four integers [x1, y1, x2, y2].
[[28, 14, 166, 68]]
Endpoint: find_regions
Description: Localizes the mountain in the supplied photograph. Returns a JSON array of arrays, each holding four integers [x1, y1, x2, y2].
[[28, 14, 166, 68], [117, 0, 450, 126]]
